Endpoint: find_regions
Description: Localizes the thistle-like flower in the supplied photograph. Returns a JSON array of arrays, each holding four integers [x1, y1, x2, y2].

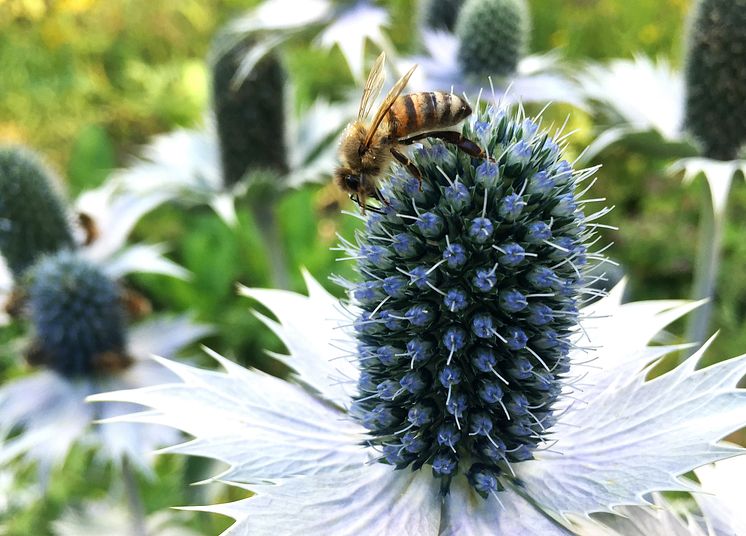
[[0, 146, 186, 325], [339, 105, 598, 496], [0, 252, 209, 475], [580, 53, 746, 214], [407, 0, 584, 109], [114, 97, 353, 227], [92, 106, 746, 534], [578, 1, 746, 353]]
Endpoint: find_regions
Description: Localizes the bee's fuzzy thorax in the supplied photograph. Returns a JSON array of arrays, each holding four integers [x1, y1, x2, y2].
[[338, 120, 393, 176]]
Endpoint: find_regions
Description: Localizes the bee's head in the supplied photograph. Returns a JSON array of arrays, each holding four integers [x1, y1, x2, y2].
[[334, 167, 377, 213], [334, 167, 360, 194]]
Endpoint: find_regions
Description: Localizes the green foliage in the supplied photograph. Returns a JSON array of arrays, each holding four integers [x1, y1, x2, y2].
[[528, 0, 688, 61], [420, 0, 465, 32], [456, 0, 529, 78], [684, 0, 746, 160], [67, 125, 116, 196], [0, 146, 74, 278], [211, 36, 288, 186]]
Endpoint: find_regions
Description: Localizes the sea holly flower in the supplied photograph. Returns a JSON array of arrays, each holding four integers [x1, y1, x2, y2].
[[580, 53, 744, 247], [579, 0, 746, 358], [406, 0, 584, 109], [408, 31, 584, 109], [0, 146, 186, 324], [92, 106, 746, 534], [0, 250, 211, 475]]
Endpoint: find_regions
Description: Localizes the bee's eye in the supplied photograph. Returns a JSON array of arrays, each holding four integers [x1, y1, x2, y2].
[[344, 175, 361, 191]]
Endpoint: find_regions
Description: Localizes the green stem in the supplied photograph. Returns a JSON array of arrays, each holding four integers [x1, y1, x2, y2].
[[253, 198, 290, 290], [122, 457, 148, 536], [684, 189, 725, 360]]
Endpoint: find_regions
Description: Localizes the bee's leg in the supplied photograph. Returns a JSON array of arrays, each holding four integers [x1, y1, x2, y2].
[[364, 203, 385, 215], [372, 187, 390, 207], [349, 193, 384, 215], [349, 194, 366, 215], [78, 212, 99, 246], [390, 148, 422, 191], [401, 130, 489, 160]]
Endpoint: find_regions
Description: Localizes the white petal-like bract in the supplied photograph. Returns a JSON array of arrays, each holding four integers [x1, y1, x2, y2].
[[189, 464, 440, 536], [239, 271, 359, 408], [90, 350, 368, 483], [518, 335, 746, 520]]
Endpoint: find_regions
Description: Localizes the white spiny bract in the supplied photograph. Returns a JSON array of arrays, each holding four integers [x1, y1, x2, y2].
[[337, 105, 606, 496]]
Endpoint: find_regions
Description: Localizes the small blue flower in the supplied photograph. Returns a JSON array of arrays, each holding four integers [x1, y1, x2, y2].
[[416, 211, 445, 238]]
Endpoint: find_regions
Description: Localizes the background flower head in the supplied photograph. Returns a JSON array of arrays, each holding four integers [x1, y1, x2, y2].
[[407, 0, 584, 109], [0, 147, 210, 475], [0, 248, 211, 475]]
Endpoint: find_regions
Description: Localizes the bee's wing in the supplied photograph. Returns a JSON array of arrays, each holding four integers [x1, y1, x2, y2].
[[363, 63, 418, 150], [358, 52, 386, 120]]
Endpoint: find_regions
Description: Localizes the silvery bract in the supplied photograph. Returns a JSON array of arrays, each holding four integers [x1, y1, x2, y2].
[[92, 106, 746, 535], [579, 55, 746, 213], [0, 252, 211, 475], [114, 98, 354, 226], [228, 0, 393, 82]]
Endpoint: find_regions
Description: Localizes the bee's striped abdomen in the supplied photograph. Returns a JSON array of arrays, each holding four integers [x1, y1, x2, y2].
[[387, 92, 472, 139]]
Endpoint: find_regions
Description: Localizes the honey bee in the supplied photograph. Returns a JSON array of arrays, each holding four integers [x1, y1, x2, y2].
[[335, 52, 486, 212]]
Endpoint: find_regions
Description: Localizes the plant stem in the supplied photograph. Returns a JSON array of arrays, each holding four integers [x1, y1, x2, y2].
[[684, 189, 725, 360], [122, 456, 148, 536], [253, 198, 290, 290]]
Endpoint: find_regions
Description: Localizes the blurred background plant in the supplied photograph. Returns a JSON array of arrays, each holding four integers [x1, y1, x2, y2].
[[1, 0, 745, 533], [578, 0, 746, 360]]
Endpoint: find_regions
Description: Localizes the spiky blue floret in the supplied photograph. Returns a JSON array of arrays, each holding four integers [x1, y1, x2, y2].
[[0, 146, 74, 278], [346, 105, 601, 495], [27, 251, 127, 378]]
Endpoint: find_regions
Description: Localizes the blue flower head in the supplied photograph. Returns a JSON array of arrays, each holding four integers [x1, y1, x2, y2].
[[26, 251, 129, 378], [347, 105, 596, 496]]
